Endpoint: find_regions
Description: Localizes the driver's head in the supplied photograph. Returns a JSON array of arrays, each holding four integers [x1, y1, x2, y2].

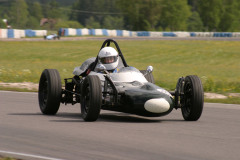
[[98, 47, 119, 70]]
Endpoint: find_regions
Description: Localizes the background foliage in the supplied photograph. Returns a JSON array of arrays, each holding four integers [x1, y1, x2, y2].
[[0, 0, 240, 31]]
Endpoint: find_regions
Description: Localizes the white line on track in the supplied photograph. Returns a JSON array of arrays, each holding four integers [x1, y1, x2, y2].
[[0, 150, 66, 160]]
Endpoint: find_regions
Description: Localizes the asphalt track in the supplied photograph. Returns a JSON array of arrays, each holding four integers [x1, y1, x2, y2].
[[0, 91, 240, 160]]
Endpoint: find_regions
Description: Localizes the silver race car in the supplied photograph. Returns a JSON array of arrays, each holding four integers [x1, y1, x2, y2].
[[44, 34, 60, 40], [38, 39, 204, 121]]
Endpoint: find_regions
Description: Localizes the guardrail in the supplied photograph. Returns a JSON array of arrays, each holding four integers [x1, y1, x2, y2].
[[1, 28, 240, 38], [61, 28, 240, 38], [0, 29, 47, 38]]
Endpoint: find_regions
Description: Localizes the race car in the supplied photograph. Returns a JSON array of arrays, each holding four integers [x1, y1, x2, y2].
[[43, 34, 60, 40], [38, 39, 204, 121]]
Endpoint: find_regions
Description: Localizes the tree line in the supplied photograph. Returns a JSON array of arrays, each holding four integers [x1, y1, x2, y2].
[[1, 0, 240, 32]]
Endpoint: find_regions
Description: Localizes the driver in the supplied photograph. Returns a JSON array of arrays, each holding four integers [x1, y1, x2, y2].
[[97, 47, 119, 73]]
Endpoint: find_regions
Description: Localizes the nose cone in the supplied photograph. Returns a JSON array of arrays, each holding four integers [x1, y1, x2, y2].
[[144, 98, 170, 113]]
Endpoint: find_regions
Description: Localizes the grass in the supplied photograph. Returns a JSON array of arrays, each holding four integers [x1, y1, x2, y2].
[[0, 39, 240, 94], [0, 157, 17, 160], [0, 86, 37, 92], [205, 97, 240, 104]]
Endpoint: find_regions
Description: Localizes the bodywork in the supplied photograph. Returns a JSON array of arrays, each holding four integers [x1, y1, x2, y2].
[[69, 42, 174, 117]]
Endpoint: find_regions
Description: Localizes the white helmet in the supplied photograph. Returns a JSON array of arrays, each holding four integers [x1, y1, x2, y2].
[[98, 47, 119, 70]]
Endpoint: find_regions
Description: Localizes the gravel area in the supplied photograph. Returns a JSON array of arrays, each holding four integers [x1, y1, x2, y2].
[[0, 82, 38, 91]]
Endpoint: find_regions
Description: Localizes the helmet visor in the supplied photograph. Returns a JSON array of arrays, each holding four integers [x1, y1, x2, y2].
[[100, 56, 118, 64]]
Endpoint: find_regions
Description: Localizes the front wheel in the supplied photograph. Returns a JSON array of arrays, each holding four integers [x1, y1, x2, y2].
[[81, 75, 102, 121], [38, 69, 62, 115], [181, 75, 204, 121]]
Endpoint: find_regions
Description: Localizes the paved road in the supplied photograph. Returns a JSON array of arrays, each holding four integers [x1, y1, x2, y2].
[[0, 91, 240, 160]]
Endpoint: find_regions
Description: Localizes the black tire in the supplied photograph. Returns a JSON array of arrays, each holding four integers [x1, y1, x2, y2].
[[181, 75, 204, 121], [81, 75, 102, 121], [140, 70, 155, 84], [38, 69, 62, 115]]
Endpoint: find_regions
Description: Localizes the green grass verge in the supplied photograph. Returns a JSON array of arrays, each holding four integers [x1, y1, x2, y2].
[[0, 156, 19, 160], [0, 39, 239, 94], [205, 97, 240, 104], [0, 86, 37, 92]]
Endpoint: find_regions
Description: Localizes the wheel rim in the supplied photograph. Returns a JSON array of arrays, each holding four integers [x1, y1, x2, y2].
[[83, 84, 90, 114], [39, 76, 48, 109], [183, 81, 193, 115], [43, 81, 48, 106]]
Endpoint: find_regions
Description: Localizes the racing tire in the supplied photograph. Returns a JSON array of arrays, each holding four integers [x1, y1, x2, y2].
[[140, 70, 155, 84], [181, 75, 204, 121], [81, 75, 102, 121], [38, 69, 62, 115]]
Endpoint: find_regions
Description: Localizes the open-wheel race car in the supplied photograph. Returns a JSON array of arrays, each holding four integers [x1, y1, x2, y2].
[[38, 39, 204, 122], [44, 34, 60, 40]]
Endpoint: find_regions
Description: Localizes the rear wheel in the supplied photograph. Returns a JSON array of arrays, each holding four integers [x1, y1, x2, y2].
[[181, 75, 204, 121], [140, 70, 155, 84], [81, 75, 102, 121], [38, 69, 62, 115]]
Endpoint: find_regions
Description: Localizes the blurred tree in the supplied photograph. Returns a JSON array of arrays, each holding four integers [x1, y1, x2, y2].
[[236, 0, 240, 31], [0, 0, 11, 22], [29, 1, 44, 21], [198, 0, 222, 31], [187, 11, 204, 31], [39, 0, 61, 19], [188, 0, 199, 11], [38, 0, 61, 30], [102, 16, 124, 29], [9, 0, 29, 28], [40, 0, 49, 18], [55, 20, 83, 29], [25, 1, 43, 29], [70, 0, 120, 27], [141, 0, 162, 30], [48, 0, 61, 19], [26, 16, 40, 29], [85, 16, 101, 28], [160, 0, 191, 31], [118, 0, 162, 31], [218, 0, 239, 31], [0, 19, 7, 28], [117, 0, 139, 30], [1, 0, 239, 32]]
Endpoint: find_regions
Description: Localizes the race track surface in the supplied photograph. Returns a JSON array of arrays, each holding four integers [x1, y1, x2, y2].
[[0, 91, 240, 160]]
